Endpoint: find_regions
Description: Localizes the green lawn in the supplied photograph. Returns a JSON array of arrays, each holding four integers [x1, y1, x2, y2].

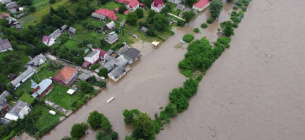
[[32, 0, 50, 8], [62, 40, 80, 49], [100, 1, 121, 11]]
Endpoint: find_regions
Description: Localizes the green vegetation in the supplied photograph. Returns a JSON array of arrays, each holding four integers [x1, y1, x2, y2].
[[87, 111, 116, 139], [111, 131, 119, 139], [182, 11, 196, 23], [207, 17, 214, 24], [193, 28, 199, 33], [88, 111, 102, 130], [70, 123, 88, 139], [19, 93, 35, 104], [201, 23, 208, 28], [78, 81, 94, 94], [182, 34, 195, 43], [126, 12, 138, 26], [221, 21, 234, 37], [209, 0, 224, 19], [98, 67, 109, 78]]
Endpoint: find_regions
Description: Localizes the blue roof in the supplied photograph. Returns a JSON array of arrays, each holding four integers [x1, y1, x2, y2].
[[35, 79, 52, 95]]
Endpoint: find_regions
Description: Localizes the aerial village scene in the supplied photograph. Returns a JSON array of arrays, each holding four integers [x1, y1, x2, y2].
[[0, 0, 304, 140]]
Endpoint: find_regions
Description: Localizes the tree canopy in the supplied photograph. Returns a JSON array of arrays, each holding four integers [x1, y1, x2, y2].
[[209, 0, 224, 19], [87, 111, 102, 130], [70, 123, 88, 139], [132, 113, 156, 140], [126, 12, 138, 26]]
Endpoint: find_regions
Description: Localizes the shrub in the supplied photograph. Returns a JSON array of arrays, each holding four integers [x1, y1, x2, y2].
[[193, 28, 199, 33], [235, 0, 242, 6], [98, 68, 109, 78], [96, 130, 106, 140], [78, 81, 94, 94], [217, 36, 231, 48], [101, 114, 112, 132], [96, 81, 107, 88], [90, 63, 100, 70], [232, 23, 238, 28], [111, 131, 119, 139], [242, 7, 247, 12], [200, 23, 208, 28], [177, 20, 185, 27], [207, 17, 214, 24], [70, 123, 88, 139], [233, 5, 238, 10], [183, 34, 195, 43]]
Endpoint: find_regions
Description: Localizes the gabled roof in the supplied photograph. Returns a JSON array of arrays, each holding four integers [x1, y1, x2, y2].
[[29, 54, 46, 66], [102, 58, 118, 71], [105, 33, 119, 43], [0, 0, 11, 5], [124, 48, 140, 59], [0, 12, 10, 19], [91, 13, 107, 20], [129, 0, 139, 8], [42, 35, 51, 44], [124, 10, 130, 15], [152, 0, 164, 7], [69, 27, 77, 34], [105, 21, 116, 29], [140, 26, 148, 33], [94, 8, 118, 21], [117, 44, 130, 55], [11, 66, 35, 87], [109, 65, 125, 79], [6, 101, 29, 117], [0, 38, 12, 51], [6, 2, 17, 9], [85, 50, 99, 58], [52, 66, 77, 82], [193, 0, 209, 8], [0, 90, 10, 105], [35, 79, 52, 95], [78, 73, 91, 81], [49, 29, 61, 38], [61, 25, 68, 30], [8, 17, 18, 25], [93, 48, 107, 58]]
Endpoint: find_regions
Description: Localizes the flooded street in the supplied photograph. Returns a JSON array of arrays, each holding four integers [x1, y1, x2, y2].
[[158, 0, 305, 140], [42, 0, 305, 139]]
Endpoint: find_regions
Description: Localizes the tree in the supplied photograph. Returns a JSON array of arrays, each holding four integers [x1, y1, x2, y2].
[[126, 12, 138, 26], [118, 5, 127, 14], [142, 0, 152, 8], [87, 111, 102, 130], [123, 109, 134, 124], [96, 130, 106, 140], [100, 114, 112, 132], [209, 0, 224, 19], [111, 131, 119, 139], [0, 18, 9, 28], [152, 14, 169, 31], [164, 103, 178, 117], [78, 81, 94, 93], [61, 136, 72, 140], [185, 0, 197, 6], [6, 95, 13, 101], [29, 6, 36, 12], [135, 8, 144, 18], [98, 67, 109, 78], [132, 113, 155, 140], [50, 0, 56, 4], [182, 11, 196, 23], [70, 123, 88, 139]]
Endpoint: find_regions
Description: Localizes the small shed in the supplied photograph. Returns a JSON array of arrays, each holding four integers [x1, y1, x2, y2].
[[78, 73, 91, 81], [61, 25, 68, 32], [69, 27, 77, 35], [140, 26, 148, 34], [67, 89, 76, 95], [104, 21, 116, 31]]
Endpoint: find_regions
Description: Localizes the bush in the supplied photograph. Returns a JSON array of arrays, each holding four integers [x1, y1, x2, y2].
[[233, 5, 238, 10], [183, 34, 195, 43], [96, 81, 107, 88], [207, 17, 214, 24], [96, 130, 106, 140], [100, 114, 112, 132], [177, 20, 185, 27], [87, 111, 102, 130], [232, 23, 238, 28], [242, 7, 247, 12], [235, 0, 242, 6], [200, 23, 207, 28], [217, 37, 231, 48], [193, 28, 199, 33], [90, 63, 100, 70], [111, 131, 119, 139], [70, 123, 88, 139], [98, 68, 109, 78], [78, 81, 94, 94]]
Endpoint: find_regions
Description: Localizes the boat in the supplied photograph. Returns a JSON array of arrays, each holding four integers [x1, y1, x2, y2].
[[106, 96, 115, 103]]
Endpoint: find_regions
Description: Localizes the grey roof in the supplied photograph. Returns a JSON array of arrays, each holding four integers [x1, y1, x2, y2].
[[49, 29, 61, 38], [105, 33, 119, 44], [6, 101, 29, 117], [69, 27, 77, 34], [29, 54, 46, 66], [0, 38, 12, 51], [10, 66, 35, 87], [102, 58, 118, 71], [140, 26, 148, 33], [104, 54, 114, 62], [85, 50, 99, 58], [6, 2, 17, 9], [91, 13, 107, 20], [61, 25, 68, 30], [0, 0, 11, 4], [105, 21, 116, 29], [78, 73, 91, 81], [16, 13, 24, 18], [0, 90, 10, 105], [35, 79, 52, 95], [176, 4, 185, 10], [0, 117, 10, 125], [109, 65, 125, 79], [124, 48, 140, 60], [117, 45, 130, 55], [115, 55, 128, 67], [9, 8, 16, 14], [8, 17, 18, 25], [16, 24, 22, 29]]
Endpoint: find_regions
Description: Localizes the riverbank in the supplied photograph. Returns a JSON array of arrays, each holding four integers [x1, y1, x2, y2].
[[157, 0, 305, 139]]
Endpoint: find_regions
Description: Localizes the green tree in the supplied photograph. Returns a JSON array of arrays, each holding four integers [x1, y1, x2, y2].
[[132, 113, 155, 140], [118, 5, 127, 14], [111, 131, 119, 139], [126, 12, 138, 26], [185, 0, 197, 6], [96, 130, 106, 140], [209, 0, 224, 19], [29, 6, 36, 12], [100, 114, 112, 132], [50, 0, 56, 4], [153, 14, 169, 31], [87, 111, 102, 130], [123, 109, 134, 124], [78, 81, 94, 93], [164, 103, 178, 117], [70, 123, 88, 139], [98, 67, 109, 78], [6, 95, 13, 101], [61, 136, 72, 140], [182, 11, 196, 23], [0, 18, 9, 28], [135, 8, 144, 18]]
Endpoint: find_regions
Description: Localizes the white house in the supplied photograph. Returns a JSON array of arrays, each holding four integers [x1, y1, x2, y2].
[[151, 0, 165, 13], [167, 0, 181, 4], [192, 0, 210, 12], [5, 101, 31, 121], [42, 29, 61, 46], [84, 50, 100, 64], [126, 0, 140, 11]]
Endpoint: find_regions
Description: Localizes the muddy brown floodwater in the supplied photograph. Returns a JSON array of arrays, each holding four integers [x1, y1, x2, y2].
[[42, 0, 305, 140]]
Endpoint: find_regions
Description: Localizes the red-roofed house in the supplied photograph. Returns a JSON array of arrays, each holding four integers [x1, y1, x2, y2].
[[192, 0, 210, 12], [93, 48, 107, 60], [126, 0, 139, 11], [52, 66, 78, 86], [94, 8, 119, 21], [114, 7, 119, 12], [124, 10, 130, 15], [151, 0, 165, 13]]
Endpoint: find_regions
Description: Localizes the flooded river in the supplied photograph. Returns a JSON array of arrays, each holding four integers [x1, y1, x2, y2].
[[42, 0, 305, 139]]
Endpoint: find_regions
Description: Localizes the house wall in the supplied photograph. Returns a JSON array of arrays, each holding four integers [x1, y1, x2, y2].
[[192, 3, 210, 12], [38, 84, 54, 98], [14, 70, 35, 89], [84, 53, 100, 64], [18, 106, 31, 119]]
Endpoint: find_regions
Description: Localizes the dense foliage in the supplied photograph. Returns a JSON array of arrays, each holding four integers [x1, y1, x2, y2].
[[182, 34, 195, 43], [78, 81, 94, 94], [193, 28, 199, 33], [70, 123, 88, 139], [126, 12, 138, 26], [87, 111, 102, 130], [209, 0, 224, 19]]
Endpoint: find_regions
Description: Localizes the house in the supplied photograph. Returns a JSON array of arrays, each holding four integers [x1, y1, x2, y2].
[[4, 101, 31, 121], [78, 73, 91, 81], [0, 90, 10, 114], [52, 66, 78, 86], [0, 0, 11, 4], [124, 48, 141, 64], [16, 12, 24, 18], [151, 0, 165, 13], [105, 32, 119, 44], [117, 44, 130, 55], [126, 0, 140, 11], [168, 0, 181, 4], [8, 74, 17, 80], [15, 24, 22, 30], [9, 8, 17, 14], [140, 26, 148, 34], [192, 0, 210, 12], [91, 13, 107, 21], [6, 2, 17, 9], [31, 79, 54, 98], [0, 38, 13, 53], [94, 8, 118, 21], [28, 54, 46, 67], [8, 17, 18, 26], [0, 12, 10, 19], [42, 29, 61, 46], [92, 48, 107, 60], [61, 25, 68, 32], [176, 4, 185, 10], [104, 21, 116, 31], [69, 27, 77, 35], [108, 65, 126, 81], [83, 50, 100, 65], [10, 66, 35, 90], [102, 57, 118, 71]]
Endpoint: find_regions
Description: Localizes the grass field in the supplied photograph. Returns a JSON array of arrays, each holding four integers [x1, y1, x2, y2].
[[33, 104, 62, 131]]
